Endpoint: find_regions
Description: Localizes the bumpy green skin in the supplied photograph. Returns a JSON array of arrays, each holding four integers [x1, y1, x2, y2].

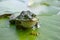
[[9, 11, 40, 30]]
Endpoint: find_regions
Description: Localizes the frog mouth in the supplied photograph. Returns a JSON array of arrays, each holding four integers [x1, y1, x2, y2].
[[15, 18, 38, 28], [19, 19, 37, 28], [16, 18, 38, 22]]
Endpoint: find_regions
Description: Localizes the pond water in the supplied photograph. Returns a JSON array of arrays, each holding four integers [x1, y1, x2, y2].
[[0, 0, 60, 40], [0, 0, 60, 15], [0, 15, 60, 40]]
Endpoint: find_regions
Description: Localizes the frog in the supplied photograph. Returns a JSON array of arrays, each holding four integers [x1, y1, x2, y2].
[[9, 11, 40, 30]]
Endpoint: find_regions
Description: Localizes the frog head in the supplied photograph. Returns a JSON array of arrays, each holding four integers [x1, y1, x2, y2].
[[16, 11, 37, 21], [15, 11, 39, 28], [10, 11, 40, 29]]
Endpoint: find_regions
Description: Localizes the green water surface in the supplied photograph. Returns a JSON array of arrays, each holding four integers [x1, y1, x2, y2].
[[0, 15, 60, 40]]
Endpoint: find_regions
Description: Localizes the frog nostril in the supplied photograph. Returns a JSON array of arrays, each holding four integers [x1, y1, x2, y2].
[[29, 18, 32, 20]]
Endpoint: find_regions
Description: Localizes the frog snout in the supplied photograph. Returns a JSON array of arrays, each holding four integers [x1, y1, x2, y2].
[[28, 16, 32, 20], [28, 16, 37, 21], [31, 18, 37, 21]]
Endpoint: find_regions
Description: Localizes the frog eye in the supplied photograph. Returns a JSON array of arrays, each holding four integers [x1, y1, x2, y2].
[[24, 15, 29, 19], [31, 14, 36, 17]]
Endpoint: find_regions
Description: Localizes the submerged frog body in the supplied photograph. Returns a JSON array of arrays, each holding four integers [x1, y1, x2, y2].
[[9, 11, 40, 30]]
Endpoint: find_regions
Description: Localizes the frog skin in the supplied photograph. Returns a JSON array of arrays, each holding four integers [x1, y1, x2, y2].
[[9, 11, 40, 30]]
